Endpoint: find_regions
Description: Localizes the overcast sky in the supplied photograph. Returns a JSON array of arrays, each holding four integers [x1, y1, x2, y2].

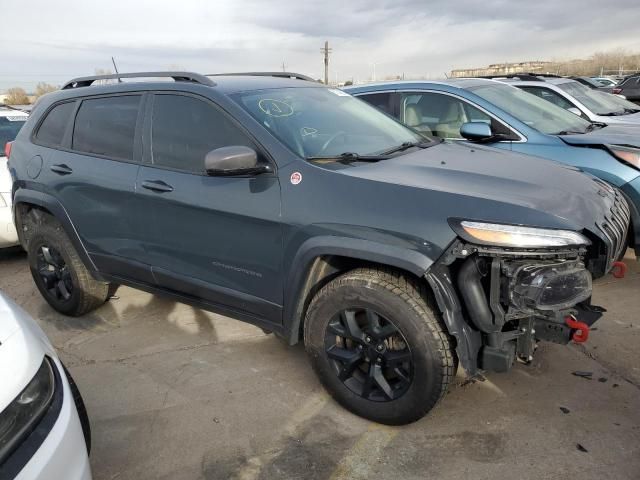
[[1, 0, 639, 90]]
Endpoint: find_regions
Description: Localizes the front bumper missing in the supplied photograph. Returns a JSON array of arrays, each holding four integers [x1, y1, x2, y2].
[[449, 241, 606, 373]]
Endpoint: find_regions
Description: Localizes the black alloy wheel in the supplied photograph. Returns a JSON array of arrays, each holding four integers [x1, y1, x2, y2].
[[324, 308, 413, 402], [36, 245, 73, 302]]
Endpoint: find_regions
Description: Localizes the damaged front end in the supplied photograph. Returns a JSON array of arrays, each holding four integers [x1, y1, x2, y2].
[[427, 205, 629, 375], [453, 244, 602, 372]]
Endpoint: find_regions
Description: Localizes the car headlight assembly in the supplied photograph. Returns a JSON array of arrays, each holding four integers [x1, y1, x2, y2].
[[607, 145, 640, 170], [454, 220, 591, 248], [0, 358, 55, 463]]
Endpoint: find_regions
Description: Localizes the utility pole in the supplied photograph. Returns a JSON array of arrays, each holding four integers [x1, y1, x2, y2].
[[281, 61, 286, 72], [321, 41, 332, 85]]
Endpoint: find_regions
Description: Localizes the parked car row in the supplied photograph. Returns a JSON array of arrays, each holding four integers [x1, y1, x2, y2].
[[614, 73, 640, 104], [0, 67, 637, 477]]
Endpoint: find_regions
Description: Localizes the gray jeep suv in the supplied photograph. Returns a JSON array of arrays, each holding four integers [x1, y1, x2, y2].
[[7, 71, 628, 424]]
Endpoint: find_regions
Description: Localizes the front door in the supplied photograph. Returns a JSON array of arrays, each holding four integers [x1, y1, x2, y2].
[[136, 92, 283, 323]]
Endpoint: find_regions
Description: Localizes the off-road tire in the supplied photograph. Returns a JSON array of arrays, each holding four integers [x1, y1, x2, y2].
[[304, 267, 455, 425], [26, 212, 110, 316]]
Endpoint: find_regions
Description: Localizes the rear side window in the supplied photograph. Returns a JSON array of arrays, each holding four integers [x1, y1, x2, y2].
[[35, 101, 75, 147], [151, 94, 254, 173], [72, 96, 141, 161]]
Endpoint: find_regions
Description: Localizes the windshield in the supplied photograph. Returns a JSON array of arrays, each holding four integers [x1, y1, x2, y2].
[[468, 83, 591, 135], [233, 87, 426, 158], [558, 81, 638, 115], [0, 115, 27, 155]]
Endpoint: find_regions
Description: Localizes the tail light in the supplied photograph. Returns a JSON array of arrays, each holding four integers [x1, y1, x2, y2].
[[3, 141, 12, 159], [612, 87, 622, 95]]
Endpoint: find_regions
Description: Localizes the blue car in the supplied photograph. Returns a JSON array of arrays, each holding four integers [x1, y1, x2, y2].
[[346, 79, 640, 257]]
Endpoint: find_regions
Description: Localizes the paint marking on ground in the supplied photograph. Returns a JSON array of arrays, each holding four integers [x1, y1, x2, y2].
[[329, 423, 400, 480]]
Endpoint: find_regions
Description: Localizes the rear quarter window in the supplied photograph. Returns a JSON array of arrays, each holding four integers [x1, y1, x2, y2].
[[35, 101, 76, 147]]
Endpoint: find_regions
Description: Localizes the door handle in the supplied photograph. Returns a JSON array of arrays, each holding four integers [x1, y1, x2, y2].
[[50, 164, 73, 175], [141, 180, 174, 193]]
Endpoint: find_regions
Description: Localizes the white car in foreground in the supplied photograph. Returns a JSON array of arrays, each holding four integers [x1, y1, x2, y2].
[[1, 107, 28, 247], [0, 291, 92, 479]]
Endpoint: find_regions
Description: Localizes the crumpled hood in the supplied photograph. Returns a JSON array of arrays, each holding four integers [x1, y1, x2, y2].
[[559, 123, 640, 147], [342, 142, 615, 233]]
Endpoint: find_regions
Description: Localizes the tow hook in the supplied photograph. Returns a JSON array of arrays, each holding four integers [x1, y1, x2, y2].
[[565, 315, 590, 343], [611, 261, 627, 279]]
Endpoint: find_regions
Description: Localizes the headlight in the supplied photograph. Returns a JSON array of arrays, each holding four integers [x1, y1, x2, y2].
[[0, 358, 55, 463], [607, 145, 640, 170], [510, 261, 592, 311], [456, 220, 590, 248]]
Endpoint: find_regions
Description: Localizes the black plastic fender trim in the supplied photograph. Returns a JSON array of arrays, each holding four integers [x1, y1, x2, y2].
[[12, 188, 101, 278], [425, 263, 481, 376], [283, 236, 436, 345]]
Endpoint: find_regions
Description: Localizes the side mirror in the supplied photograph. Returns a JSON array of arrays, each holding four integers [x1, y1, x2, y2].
[[460, 122, 493, 142], [204, 146, 271, 176], [567, 107, 583, 117]]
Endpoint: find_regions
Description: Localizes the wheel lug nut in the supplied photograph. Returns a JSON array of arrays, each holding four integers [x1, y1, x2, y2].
[[365, 336, 371, 343]]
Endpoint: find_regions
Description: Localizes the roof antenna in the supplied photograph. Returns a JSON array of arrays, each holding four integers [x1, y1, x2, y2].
[[111, 57, 122, 83]]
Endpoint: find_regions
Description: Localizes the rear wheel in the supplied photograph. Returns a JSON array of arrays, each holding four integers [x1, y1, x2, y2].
[[304, 268, 455, 425], [26, 212, 110, 316]]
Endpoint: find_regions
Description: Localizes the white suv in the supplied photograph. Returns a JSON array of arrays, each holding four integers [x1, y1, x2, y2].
[[0, 107, 28, 247]]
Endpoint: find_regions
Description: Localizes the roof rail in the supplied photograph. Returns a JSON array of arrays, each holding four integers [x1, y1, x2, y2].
[[208, 71, 317, 82], [62, 71, 216, 90], [461, 73, 563, 82]]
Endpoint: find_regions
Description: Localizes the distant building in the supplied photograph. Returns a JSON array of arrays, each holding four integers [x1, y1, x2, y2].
[[451, 61, 553, 78]]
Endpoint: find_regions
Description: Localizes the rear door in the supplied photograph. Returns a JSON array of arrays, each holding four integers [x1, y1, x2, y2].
[[136, 92, 283, 322], [35, 94, 152, 283]]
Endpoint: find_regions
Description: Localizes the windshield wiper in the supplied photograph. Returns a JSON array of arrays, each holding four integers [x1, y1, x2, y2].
[[380, 140, 434, 156], [598, 110, 627, 116], [554, 129, 586, 135], [585, 122, 606, 132], [305, 152, 390, 163]]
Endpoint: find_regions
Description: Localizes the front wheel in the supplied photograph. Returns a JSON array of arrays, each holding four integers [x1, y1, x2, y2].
[[304, 268, 455, 425]]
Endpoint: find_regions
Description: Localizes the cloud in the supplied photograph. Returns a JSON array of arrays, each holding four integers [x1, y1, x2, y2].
[[0, 0, 639, 89]]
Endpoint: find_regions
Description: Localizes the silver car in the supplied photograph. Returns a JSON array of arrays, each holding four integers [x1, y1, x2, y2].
[[498, 76, 640, 125]]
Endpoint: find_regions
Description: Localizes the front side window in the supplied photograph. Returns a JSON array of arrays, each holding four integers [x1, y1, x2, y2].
[[233, 87, 425, 159], [470, 83, 592, 135], [399, 92, 493, 139], [151, 94, 255, 174], [73, 96, 141, 161], [35, 102, 75, 147], [519, 86, 576, 111]]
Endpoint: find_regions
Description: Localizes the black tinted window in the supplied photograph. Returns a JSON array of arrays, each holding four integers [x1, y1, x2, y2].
[[73, 96, 140, 161], [151, 94, 253, 173], [359, 93, 396, 115], [36, 102, 75, 147]]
